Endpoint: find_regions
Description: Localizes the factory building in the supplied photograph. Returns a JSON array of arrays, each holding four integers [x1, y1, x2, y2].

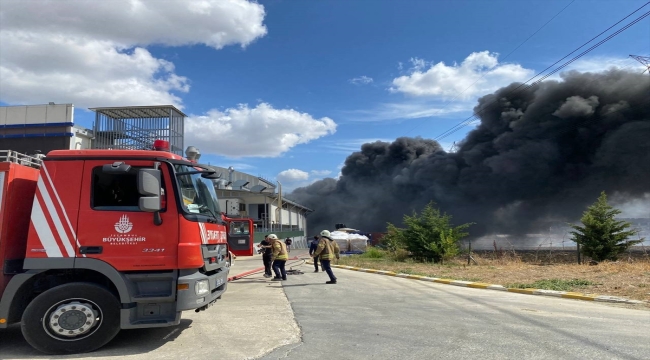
[[0, 103, 93, 154]]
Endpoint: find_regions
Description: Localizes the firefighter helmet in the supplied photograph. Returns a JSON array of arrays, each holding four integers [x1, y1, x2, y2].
[[320, 230, 331, 237], [268, 234, 278, 240]]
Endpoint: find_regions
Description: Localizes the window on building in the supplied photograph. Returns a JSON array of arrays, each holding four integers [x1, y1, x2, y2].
[[238, 203, 246, 211]]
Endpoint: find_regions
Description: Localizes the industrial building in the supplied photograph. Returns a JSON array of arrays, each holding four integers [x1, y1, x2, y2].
[[206, 164, 313, 243], [0, 103, 92, 154], [1, 103, 312, 246]]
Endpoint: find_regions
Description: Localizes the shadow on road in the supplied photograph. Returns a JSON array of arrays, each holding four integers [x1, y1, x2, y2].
[[0, 319, 193, 359]]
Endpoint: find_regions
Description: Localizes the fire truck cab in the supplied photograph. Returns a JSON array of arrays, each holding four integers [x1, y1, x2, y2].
[[0, 145, 237, 354]]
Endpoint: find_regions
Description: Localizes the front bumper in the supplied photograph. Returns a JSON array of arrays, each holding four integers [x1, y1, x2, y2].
[[176, 268, 229, 311]]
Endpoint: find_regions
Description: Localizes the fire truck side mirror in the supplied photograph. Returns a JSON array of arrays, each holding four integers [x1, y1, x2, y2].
[[137, 169, 162, 213]]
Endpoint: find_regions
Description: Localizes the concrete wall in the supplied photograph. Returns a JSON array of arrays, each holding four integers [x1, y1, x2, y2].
[[71, 126, 93, 150], [1, 104, 73, 127]]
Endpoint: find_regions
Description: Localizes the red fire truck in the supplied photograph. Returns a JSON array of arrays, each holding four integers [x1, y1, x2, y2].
[[0, 143, 253, 354]]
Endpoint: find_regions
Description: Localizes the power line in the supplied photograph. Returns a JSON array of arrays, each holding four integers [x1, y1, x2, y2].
[[434, 3, 650, 142], [402, 0, 576, 136]]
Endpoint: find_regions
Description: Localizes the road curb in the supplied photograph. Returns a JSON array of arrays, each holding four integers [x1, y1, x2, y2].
[[307, 262, 647, 305]]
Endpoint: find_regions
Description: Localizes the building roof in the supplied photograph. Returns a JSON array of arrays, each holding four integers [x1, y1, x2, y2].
[[271, 195, 314, 212], [89, 105, 187, 119]]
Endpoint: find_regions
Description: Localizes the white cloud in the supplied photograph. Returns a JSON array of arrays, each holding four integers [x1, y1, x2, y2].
[[409, 57, 427, 71], [390, 51, 534, 100], [350, 54, 641, 123], [185, 103, 337, 158], [0, 37, 190, 108], [347, 101, 470, 122], [349, 76, 374, 85], [277, 168, 334, 192], [0, 0, 267, 108], [277, 169, 309, 182]]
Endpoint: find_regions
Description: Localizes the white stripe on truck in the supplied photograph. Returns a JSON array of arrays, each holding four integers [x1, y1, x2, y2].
[[31, 196, 63, 258], [37, 177, 75, 257]]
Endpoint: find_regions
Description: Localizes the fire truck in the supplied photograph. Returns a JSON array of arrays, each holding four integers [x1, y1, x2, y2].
[[0, 142, 254, 354]]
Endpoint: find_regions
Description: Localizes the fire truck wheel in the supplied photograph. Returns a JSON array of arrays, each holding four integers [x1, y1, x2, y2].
[[21, 282, 121, 355]]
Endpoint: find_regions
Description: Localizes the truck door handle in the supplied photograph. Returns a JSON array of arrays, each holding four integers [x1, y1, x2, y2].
[[79, 246, 103, 254]]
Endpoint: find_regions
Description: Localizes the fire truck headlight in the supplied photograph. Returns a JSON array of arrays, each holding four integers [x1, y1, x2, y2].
[[195, 280, 210, 296]]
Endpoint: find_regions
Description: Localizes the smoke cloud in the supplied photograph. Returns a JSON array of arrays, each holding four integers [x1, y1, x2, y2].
[[290, 70, 650, 239]]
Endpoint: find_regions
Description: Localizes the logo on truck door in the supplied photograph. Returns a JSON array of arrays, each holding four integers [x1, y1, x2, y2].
[[102, 214, 146, 246], [115, 215, 133, 233]]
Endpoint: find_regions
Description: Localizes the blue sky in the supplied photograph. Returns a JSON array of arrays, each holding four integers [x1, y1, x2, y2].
[[1, 0, 648, 190]]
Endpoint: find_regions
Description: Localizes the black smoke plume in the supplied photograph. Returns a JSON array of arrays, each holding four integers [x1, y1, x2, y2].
[[290, 70, 650, 239]]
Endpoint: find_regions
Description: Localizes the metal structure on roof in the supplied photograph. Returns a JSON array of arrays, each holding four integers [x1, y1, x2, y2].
[[90, 105, 185, 155]]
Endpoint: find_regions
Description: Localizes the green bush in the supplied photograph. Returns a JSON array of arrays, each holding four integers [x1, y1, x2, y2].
[[389, 248, 410, 262], [359, 247, 386, 259]]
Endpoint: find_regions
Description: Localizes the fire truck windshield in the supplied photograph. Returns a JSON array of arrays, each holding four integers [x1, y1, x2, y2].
[[174, 164, 221, 218]]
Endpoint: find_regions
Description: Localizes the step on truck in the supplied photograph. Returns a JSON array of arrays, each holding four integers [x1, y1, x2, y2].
[[0, 143, 245, 354]]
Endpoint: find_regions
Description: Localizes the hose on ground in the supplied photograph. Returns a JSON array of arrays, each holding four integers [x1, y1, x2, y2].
[[229, 258, 309, 281]]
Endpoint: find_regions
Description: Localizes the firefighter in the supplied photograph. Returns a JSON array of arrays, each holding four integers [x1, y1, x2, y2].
[[258, 234, 273, 278], [312, 230, 340, 284], [268, 234, 288, 281], [309, 235, 320, 272]]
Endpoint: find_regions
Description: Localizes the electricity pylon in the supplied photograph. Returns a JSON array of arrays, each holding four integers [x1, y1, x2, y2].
[[629, 55, 650, 74]]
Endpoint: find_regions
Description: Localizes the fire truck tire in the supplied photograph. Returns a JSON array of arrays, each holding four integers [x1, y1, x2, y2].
[[21, 282, 121, 355]]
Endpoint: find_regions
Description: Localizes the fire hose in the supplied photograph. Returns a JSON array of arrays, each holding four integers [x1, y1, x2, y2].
[[227, 257, 308, 282]]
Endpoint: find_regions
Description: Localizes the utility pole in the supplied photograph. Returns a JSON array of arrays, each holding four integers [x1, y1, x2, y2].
[[277, 180, 282, 232]]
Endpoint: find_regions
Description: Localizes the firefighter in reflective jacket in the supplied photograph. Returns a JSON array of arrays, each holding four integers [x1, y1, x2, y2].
[[269, 234, 288, 281], [312, 230, 340, 284]]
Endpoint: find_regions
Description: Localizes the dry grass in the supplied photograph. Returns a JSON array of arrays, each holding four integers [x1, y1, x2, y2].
[[338, 251, 650, 306]]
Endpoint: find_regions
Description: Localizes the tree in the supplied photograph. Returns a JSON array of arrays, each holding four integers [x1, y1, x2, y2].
[[570, 191, 643, 262], [387, 202, 473, 263]]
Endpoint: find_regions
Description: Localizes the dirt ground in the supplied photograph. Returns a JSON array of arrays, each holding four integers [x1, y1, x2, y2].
[[337, 250, 650, 306]]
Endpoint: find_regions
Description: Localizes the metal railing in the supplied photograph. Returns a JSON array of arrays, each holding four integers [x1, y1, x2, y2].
[[253, 223, 302, 233], [0, 150, 43, 168]]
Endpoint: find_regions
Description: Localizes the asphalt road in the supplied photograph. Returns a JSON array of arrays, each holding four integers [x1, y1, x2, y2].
[[261, 263, 650, 360], [2, 253, 648, 360]]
